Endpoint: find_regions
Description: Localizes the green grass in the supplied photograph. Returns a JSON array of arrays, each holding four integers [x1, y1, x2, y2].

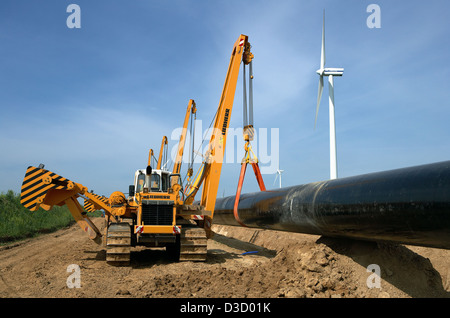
[[0, 190, 102, 244]]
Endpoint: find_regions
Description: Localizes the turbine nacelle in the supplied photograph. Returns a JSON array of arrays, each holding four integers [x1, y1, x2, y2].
[[316, 68, 344, 76]]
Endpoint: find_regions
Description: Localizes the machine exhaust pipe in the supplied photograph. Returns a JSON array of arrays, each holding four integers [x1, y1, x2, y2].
[[213, 160, 450, 250]]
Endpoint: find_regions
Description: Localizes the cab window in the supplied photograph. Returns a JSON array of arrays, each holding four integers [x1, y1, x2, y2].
[[151, 174, 161, 191], [136, 174, 145, 193], [161, 173, 169, 192]]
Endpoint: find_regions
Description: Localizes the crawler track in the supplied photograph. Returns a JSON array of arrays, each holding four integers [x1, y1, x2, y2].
[[180, 227, 208, 262], [106, 223, 131, 265]]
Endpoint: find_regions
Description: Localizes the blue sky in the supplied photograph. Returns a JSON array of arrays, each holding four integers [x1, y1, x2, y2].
[[1, 0, 450, 199]]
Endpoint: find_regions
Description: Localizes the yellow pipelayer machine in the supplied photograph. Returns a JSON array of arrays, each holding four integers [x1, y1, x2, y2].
[[19, 34, 254, 265]]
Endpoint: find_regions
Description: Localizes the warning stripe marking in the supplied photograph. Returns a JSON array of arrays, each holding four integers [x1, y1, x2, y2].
[[84, 201, 96, 213], [84, 193, 109, 212], [21, 173, 66, 197], [20, 166, 70, 211]]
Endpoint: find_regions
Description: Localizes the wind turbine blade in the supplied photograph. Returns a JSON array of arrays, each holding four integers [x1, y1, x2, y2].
[[273, 174, 278, 186], [321, 10, 326, 70], [315, 75, 324, 128]]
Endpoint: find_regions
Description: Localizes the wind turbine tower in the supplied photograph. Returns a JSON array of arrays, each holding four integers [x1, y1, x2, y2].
[[274, 163, 284, 189], [315, 11, 344, 180]]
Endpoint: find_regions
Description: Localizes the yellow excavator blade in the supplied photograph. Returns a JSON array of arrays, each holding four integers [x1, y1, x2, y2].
[[20, 166, 74, 211], [20, 165, 103, 244]]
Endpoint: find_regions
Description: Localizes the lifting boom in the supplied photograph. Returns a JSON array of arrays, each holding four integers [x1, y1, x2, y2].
[[184, 35, 253, 219], [156, 136, 168, 170], [172, 99, 196, 186]]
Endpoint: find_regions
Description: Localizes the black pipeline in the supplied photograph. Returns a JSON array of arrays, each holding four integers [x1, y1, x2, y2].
[[213, 160, 450, 249]]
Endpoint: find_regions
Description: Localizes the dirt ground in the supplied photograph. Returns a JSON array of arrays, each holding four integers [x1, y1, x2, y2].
[[0, 217, 449, 298]]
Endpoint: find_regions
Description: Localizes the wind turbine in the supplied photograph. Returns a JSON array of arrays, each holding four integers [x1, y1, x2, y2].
[[315, 11, 344, 180], [273, 164, 284, 189]]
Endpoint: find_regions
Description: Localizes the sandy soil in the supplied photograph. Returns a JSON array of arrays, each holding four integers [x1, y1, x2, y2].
[[0, 217, 448, 298]]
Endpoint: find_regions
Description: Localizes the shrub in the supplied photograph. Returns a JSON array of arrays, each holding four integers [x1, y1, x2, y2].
[[0, 190, 100, 243]]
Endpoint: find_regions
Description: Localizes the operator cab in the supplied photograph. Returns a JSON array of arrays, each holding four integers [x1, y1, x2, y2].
[[133, 169, 170, 194]]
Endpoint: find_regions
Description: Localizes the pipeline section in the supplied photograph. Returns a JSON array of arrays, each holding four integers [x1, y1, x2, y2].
[[213, 160, 450, 249]]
